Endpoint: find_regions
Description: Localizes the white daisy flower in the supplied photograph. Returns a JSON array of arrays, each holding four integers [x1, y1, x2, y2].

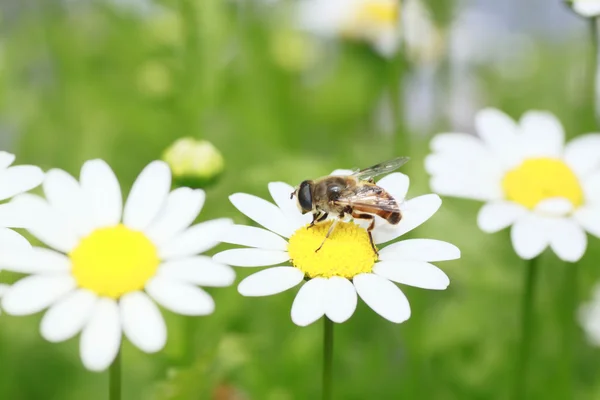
[[0, 150, 44, 261], [426, 108, 600, 262], [297, 0, 400, 57], [579, 284, 600, 346], [213, 171, 459, 327], [0, 160, 234, 371], [570, 0, 600, 17]]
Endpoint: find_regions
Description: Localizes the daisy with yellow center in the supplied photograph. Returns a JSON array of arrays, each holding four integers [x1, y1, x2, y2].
[[426, 108, 600, 262], [0, 160, 234, 371], [213, 171, 459, 326], [297, 0, 401, 57]]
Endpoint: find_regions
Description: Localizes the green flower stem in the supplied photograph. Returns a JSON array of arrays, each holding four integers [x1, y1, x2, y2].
[[560, 262, 579, 398], [322, 317, 334, 400], [109, 349, 122, 400], [514, 257, 539, 400]]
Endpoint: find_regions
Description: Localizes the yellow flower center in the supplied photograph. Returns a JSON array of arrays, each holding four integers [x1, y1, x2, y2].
[[287, 221, 377, 279], [360, 1, 398, 25], [343, 1, 399, 36], [70, 225, 160, 299], [502, 158, 584, 210]]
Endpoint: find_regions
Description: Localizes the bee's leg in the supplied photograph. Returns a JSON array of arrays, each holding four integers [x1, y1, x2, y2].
[[315, 219, 338, 253], [309, 212, 321, 228], [351, 212, 378, 255], [317, 212, 329, 223]]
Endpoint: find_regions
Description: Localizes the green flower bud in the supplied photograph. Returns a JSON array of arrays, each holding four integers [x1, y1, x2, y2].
[[163, 138, 224, 188]]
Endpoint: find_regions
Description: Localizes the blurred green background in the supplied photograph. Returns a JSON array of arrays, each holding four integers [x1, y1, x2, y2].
[[1, 0, 600, 399]]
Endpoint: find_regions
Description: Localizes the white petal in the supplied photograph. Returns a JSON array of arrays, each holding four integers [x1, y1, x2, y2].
[[291, 278, 327, 327], [477, 201, 528, 233], [574, 206, 600, 238], [430, 133, 484, 155], [220, 225, 289, 250], [41, 289, 98, 343], [120, 291, 166, 353], [353, 273, 410, 323], [159, 218, 233, 259], [269, 182, 310, 228], [324, 277, 357, 323], [230, 193, 297, 238], [573, 1, 600, 17], [372, 194, 441, 244], [584, 172, 600, 203], [511, 214, 551, 260], [123, 161, 171, 230], [379, 239, 460, 262], [377, 173, 410, 202], [145, 188, 205, 245], [534, 197, 573, 217], [158, 256, 235, 287], [373, 260, 450, 290], [80, 298, 122, 372], [80, 160, 123, 228], [0, 228, 31, 252], [0, 151, 15, 170], [429, 174, 503, 201], [0, 202, 34, 228], [0, 283, 8, 298], [213, 249, 289, 267], [564, 134, 600, 177], [2, 274, 76, 315], [238, 266, 304, 296], [0, 247, 71, 274], [549, 218, 587, 263], [0, 165, 44, 201], [145, 276, 215, 316], [475, 108, 521, 167], [519, 111, 564, 158], [44, 169, 94, 236], [9, 194, 79, 252]]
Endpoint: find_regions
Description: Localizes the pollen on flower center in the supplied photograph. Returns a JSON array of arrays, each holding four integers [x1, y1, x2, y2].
[[287, 221, 377, 279], [502, 157, 584, 210], [70, 224, 160, 299]]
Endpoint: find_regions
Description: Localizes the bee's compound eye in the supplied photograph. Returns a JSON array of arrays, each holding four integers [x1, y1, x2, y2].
[[298, 181, 313, 214]]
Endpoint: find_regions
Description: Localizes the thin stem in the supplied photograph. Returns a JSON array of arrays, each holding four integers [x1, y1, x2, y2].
[[109, 349, 122, 400], [591, 17, 600, 124], [560, 262, 579, 398], [514, 257, 539, 400], [322, 317, 334, 400]]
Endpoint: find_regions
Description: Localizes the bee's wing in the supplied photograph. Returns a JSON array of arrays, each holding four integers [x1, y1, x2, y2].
[[334, 184, 401, 213], [352, 157, 410, 181]]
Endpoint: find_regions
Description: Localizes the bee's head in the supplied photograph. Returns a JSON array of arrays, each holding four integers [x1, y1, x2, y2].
[[292, 180, 314, 214]]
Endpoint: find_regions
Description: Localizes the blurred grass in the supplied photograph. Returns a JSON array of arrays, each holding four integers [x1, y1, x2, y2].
[[1, 0, 600, 399]]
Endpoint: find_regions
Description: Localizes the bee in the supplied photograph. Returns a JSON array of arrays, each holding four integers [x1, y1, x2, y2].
[[291, 157, 409, 253]]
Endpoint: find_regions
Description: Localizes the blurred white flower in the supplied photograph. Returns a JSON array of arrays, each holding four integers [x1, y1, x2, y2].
[[0, 151, 44, 253], [298, 0, 400, 57], [214, 170, 458, 326], [579, 284, 600, 346], [0, 160, 234, 371], [571, 0, 600, 17], [403, 0, 444, 65], [427, 108, 600, 262], [163, 138, 225, 187]]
